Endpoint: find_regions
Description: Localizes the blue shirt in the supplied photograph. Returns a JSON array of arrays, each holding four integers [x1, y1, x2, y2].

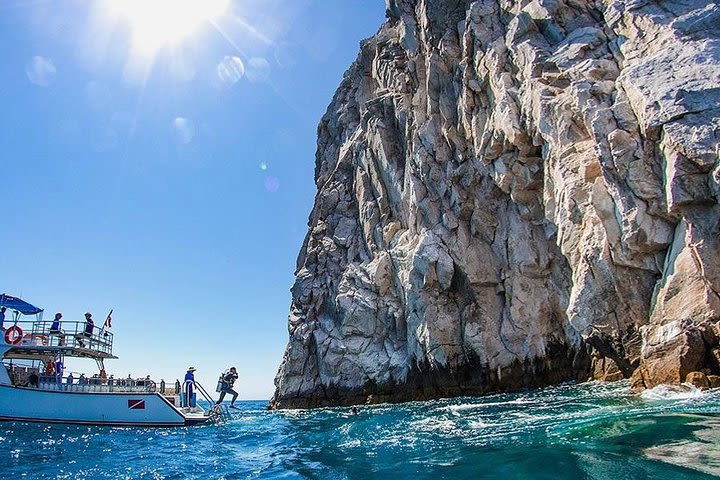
[[184, 371, 195, 383]]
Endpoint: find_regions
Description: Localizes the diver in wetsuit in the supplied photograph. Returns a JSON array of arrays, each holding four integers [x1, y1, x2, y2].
[[215, 367, 239, 408]]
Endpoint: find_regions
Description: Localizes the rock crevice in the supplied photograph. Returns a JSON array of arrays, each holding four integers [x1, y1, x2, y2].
[[271, 0, 720, 408]]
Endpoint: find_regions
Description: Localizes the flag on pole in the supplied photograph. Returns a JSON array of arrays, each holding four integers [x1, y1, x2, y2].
[[104, 309, 113, 329]]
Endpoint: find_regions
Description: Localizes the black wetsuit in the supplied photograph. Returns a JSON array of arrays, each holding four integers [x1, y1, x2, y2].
[[216, 371, 239, 405]]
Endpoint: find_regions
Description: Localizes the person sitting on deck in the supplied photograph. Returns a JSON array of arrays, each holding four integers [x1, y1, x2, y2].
[[215, 367, 239, 408], [76, 312, 94, 347], [28, 371, 39, 388], [49, 313, 66, 345], [50, 313, 62, 333]]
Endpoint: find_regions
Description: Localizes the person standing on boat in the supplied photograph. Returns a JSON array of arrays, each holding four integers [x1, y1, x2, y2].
[[44, 360, 55, 378], [0, 306, 6, 330], [183, 367, 196, 408], [215, 367, 239, 408], [55, 358, 64, 383]]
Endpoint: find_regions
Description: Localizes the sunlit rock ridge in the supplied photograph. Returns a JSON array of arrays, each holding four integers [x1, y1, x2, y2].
[[271, 0, 720, 408]]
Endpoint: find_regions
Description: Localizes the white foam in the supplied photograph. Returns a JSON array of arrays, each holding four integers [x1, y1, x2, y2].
[[640, 383, 705, 401]]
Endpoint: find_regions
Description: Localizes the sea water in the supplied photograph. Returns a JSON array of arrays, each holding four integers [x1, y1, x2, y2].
[[0, 381, 718, 479]]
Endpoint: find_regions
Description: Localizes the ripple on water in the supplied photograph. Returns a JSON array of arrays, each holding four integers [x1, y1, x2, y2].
[[0, 386, 718, 479]]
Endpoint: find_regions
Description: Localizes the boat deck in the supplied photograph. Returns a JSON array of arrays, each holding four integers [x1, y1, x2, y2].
[[5, 319, 115, 358]]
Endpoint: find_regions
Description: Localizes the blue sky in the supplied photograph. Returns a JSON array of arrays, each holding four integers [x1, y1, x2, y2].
[[0, 0, 385, 400]]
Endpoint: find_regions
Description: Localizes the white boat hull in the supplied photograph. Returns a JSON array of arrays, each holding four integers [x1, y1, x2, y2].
[[0, 384, 206, 426]]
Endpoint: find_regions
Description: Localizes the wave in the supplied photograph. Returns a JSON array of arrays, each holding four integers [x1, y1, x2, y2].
[[640, 384, 706, 401]]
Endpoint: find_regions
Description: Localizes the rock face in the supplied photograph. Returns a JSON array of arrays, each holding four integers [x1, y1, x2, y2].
[[271, 0, 720, 408]]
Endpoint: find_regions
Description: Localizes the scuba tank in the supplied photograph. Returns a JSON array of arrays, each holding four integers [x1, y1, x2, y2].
[[216, 372, 226, 393]]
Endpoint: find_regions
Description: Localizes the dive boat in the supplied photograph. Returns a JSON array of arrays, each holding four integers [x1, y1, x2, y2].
[[0, 294, 224, 427]]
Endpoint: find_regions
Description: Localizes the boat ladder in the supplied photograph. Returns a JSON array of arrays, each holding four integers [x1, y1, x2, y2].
[[196, 382, 232, 422]]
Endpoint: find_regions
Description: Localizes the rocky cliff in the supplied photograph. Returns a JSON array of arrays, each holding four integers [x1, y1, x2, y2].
[[271, 0, 720, 408]]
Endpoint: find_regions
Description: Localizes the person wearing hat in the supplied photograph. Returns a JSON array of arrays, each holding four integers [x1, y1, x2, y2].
[[215, 367, 239, 408], [83, 313, 94, 335], [76, 312, 94, 348], [50, 313, 63, 333], [183, 367, 196, 409], [50, 313, 66, 346]]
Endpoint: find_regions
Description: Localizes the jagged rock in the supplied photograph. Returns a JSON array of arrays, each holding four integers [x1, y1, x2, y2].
[[711, 348, 720, 371], [592, 356, 624, 382], [685, 371, 710, 390], [270, 0, 720, 409], [630, 321, 708, 392]]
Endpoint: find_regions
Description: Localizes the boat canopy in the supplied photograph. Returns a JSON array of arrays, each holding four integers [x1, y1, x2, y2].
[[0, 294, 43, 315]]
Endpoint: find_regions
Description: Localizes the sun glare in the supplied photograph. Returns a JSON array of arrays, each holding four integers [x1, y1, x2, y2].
[[107, 0, 229, 55]]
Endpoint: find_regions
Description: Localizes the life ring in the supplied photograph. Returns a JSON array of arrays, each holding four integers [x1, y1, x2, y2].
[[4, 326, 23, 345]]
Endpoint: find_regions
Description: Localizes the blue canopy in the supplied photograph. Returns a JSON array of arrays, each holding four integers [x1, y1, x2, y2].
[[0, 294, 43, 315]]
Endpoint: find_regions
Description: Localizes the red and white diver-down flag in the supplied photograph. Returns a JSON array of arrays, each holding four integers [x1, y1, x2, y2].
[[127, 399, 145, 410]]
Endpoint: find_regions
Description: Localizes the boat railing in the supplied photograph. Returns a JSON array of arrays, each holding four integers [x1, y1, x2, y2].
[[36, 374, 156, 393], [7, 320, 114, 356]]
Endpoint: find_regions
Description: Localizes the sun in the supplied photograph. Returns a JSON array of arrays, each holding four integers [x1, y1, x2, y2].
[[106, 0, 229, 56]]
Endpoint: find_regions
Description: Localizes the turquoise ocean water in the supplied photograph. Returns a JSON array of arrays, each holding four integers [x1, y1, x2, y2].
[[1, 381, 718, 479]]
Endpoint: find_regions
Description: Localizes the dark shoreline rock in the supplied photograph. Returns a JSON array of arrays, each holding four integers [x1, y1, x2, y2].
[[270, 343, 589, 409]]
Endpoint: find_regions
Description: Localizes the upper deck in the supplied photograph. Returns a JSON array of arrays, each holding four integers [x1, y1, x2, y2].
[[3, 319, 116, 359]]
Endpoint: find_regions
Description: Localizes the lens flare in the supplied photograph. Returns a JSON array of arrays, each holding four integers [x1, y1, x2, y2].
[[217, 55, 245, 86], [245, 57, 270, 83], [173, 117, 195, 145], [26, 56, 56, 86], [106, 0, 229, 55]]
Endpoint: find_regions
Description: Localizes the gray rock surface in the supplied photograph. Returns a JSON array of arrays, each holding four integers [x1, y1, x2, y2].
[[271, 0, 720, 408]]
